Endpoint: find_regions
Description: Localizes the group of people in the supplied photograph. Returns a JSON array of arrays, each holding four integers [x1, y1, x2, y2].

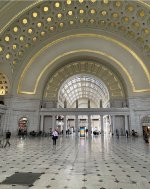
[[115, 129, 145, 140], [1, 128, 149, 147], [115, 129, 129, 138], [131, 129, 138, 137], [143, 131, 149, 143], [0, 129, 59, 148]]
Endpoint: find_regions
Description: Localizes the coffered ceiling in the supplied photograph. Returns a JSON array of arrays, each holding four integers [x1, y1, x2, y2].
[[0, 0, 149, 73]]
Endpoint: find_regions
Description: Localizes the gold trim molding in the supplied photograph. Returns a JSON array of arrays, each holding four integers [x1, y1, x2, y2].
[[18, 49, 150, 95], [17, 33, 150, 95], [0, 0, 149, 34], [0, 0, 43, 34], [137, 0, 150, 8]]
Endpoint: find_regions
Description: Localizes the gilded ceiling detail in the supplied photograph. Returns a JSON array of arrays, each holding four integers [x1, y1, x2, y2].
[[44, 61, 125, 101], [0, 0, 149, 72], [0, 73, 9, 95], [58, 74, 110, 107]]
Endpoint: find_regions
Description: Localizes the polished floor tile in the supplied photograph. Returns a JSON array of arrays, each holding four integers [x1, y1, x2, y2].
[[0, 135, 149, 189]]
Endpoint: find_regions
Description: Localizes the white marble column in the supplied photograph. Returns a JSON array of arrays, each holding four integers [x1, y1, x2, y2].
[[100, 115, 104, 134], [111, 115, 113, 134], [40, 115, 44, 132], [112, 115, 116, 134], [75, 115, 78, 136], [99, 116, 101, 132], [5, 109, 11, 131], [63, 115, 66, 137], [52, 115, 55, 131], [128, 115, 131, 134], [88, 115, 91, 135], [125, 115, 128, 131], [0, 114, 5, 134]]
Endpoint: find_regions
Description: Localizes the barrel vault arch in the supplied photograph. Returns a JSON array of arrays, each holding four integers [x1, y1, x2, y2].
[[0, 0, 149, 137], [0, 0, 149, 98], [43, 60, 127, 103]]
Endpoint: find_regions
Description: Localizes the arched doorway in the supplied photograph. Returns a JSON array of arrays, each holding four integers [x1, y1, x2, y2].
[[141, 116, 150, 135], [58, 74, 110, 134], [42, 60, 127, 136], [43, 61, 126, 107], [58, 74, 110, 108]]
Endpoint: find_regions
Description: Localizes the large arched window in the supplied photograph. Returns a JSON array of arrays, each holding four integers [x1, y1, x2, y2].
[[58, 74, 110, 108]]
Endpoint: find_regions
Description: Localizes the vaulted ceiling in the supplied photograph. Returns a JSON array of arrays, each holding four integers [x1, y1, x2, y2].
[[44, 61, 126, 102], [0, 0, 149, 97], [0, 0, 150, 72]]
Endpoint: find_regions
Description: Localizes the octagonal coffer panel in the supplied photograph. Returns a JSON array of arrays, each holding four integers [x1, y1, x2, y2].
[[0, 73, 9, 95], [0, 0, 149, 72]]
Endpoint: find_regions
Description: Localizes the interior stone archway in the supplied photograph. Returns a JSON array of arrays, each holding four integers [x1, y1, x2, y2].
[[0, 0, 149, 98], [43, 60, 127, 108], [0, 0, 150, 72], [0, 0, 149, 136], [58, 74, 110, 108]]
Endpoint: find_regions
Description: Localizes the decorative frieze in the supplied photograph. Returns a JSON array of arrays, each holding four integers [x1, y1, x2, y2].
[[40, 107, 129, 116]]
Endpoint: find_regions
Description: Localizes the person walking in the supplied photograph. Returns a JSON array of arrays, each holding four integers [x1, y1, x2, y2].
[[116, 129, 119, 139], [4, 130, 11, 148], [144, 131, 149, 143], [126, 130, 129, 138], [52, 129, 58, 145]]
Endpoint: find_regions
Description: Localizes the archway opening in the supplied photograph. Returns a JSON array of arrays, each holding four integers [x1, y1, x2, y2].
[[57, 74, 111, 134], [58, 74, 110, 108]]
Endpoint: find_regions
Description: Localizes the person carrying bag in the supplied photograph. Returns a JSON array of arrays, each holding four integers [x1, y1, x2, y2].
[[52, 129, 58, 145]]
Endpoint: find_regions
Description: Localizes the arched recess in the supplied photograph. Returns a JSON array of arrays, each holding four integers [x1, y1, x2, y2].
[[57, 74, 110, 108], [15, 33, 150, 98], [0, 0, 150, 71], [43, 61, 126, 106], [0, 0, 149, 97]]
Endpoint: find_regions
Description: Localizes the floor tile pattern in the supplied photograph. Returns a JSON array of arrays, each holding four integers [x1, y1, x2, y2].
[[0, 135, 149, 189]]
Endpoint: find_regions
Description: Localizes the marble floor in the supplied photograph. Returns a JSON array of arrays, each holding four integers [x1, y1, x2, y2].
[[0, 135, 149, 189]]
